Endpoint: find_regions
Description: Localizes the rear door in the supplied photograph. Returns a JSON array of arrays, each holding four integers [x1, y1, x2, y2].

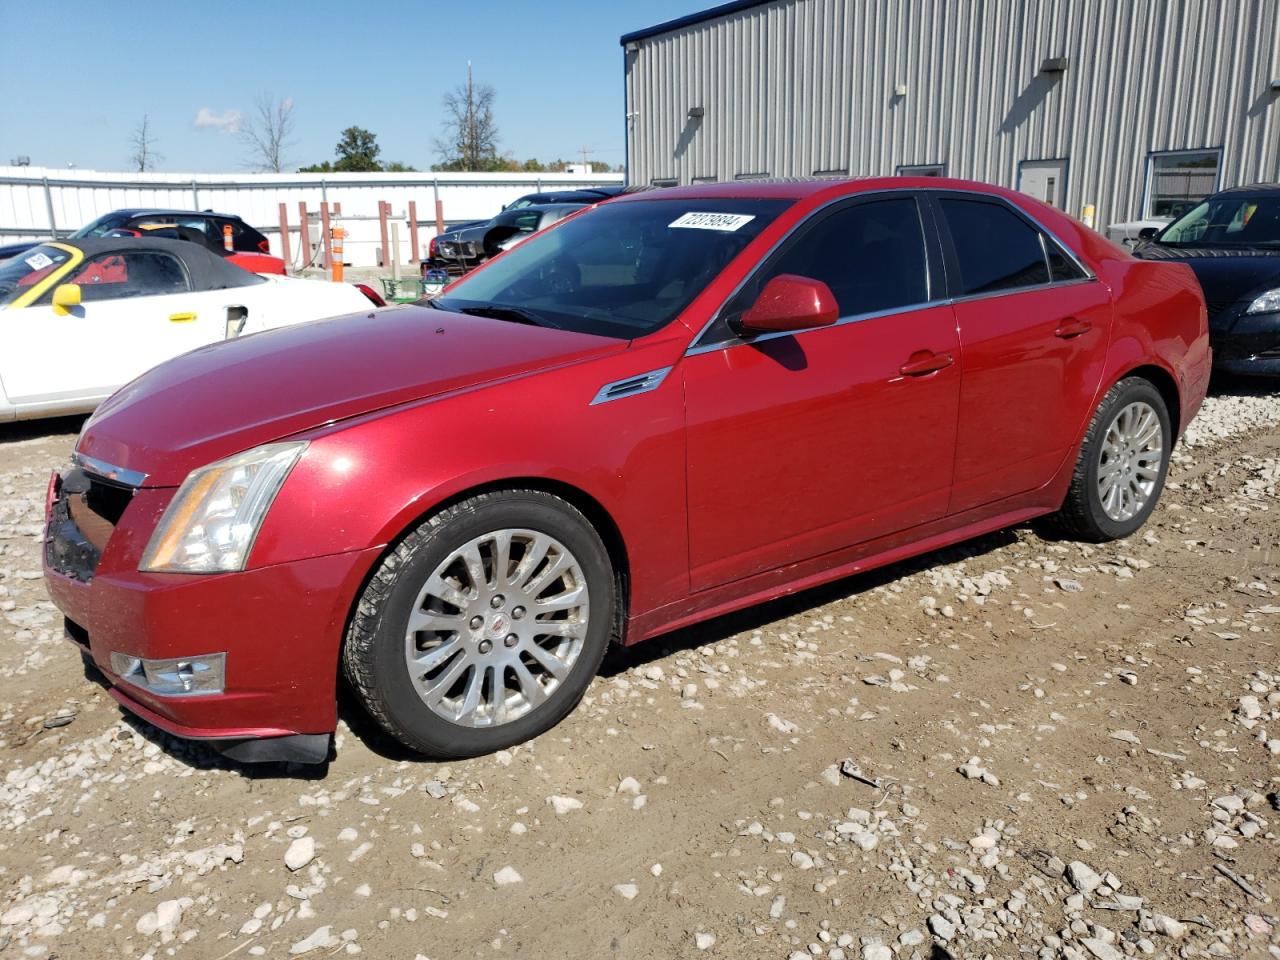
[[682, 192, 962, 591], [930, 193, 1112, 514]]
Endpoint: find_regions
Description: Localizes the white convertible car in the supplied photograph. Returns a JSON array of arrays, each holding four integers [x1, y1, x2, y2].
[[0, 237, 384, 421]]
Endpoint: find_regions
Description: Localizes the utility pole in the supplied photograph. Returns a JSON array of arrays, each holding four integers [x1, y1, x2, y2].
[[465, 61, 475, 170]]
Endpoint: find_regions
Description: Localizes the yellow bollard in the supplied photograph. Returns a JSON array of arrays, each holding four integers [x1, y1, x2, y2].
[[331, 227, 345, 282]]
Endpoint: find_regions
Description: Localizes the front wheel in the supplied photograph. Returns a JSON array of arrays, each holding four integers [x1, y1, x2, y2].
[[343, 490, 615, 758], [1054, 377, 1172, 541]]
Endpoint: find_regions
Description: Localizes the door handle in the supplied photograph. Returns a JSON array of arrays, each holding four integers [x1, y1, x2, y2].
[[168, 312, 197, 323], [1054, 317, 1091, 339], [898, 351, 954, 377]]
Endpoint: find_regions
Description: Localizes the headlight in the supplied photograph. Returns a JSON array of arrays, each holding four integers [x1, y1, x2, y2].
[[140, 442, 307, 573], [1246, 288, 1280, 315]]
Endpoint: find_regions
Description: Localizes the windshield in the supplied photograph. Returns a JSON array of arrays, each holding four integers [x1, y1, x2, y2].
[[434, 197, 791, 339], [72, 213, 132, 239], [0, 244, 74, 307], [1157, 195, 1280, 247]]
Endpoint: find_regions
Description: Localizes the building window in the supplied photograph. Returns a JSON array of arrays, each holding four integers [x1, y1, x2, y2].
[[734, 172, 771, 181], [1146, 150, 1221, 219], [650, 177, 678, 188], [897, 163, 945, 177]]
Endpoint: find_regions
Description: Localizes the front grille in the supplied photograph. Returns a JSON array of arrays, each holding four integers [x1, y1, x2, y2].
[[45, 468, 136, 582]]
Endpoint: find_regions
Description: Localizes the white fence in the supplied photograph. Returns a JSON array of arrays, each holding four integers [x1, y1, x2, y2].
[[0, 167, 625, 269]]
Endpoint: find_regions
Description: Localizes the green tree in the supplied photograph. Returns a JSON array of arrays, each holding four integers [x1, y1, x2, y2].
[[334, 126, 382, 172], [383, 160, 418, 172]]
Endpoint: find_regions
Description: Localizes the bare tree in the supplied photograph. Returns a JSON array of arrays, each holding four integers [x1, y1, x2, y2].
[[434, 63, 501, 171], [129, 115, 163, 172], [241, 95, 296, 173]]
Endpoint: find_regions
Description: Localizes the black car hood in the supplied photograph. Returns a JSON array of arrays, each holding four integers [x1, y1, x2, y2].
[[1134, 243, 1280, 309]]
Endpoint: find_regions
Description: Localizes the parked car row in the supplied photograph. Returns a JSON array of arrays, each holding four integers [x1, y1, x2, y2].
[[43, 176, 1212, 765], [423, 186, 627, 275]]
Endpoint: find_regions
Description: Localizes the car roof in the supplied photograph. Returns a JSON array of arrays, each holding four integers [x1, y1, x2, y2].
[[108, 208, 246, 220], [609, 175, 1013, 203], [1213, 183, 1280, 196], [47, 236, 262, 290]]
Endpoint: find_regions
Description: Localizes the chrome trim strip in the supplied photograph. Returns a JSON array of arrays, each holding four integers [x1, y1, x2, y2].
[[73, 452, 148, 488], [683, 186, 1099, 356], [687, 299, 943, 355], [590, 366, 673, 405]]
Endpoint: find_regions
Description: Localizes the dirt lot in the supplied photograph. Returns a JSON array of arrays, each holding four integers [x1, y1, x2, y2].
[[1, 387, 1278, 960]]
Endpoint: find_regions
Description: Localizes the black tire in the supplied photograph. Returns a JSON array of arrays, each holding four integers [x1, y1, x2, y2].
[[342, 490, 615, 758], [1054, 376, 1172, 542]]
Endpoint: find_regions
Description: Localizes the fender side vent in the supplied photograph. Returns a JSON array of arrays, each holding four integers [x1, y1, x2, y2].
[[591, 366, 673, 405]]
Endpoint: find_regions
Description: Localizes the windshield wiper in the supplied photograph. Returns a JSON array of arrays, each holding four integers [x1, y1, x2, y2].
[[455, 304, 561, 329]]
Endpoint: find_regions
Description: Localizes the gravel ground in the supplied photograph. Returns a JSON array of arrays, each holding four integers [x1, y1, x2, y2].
[[1, 383, 1278, 960]]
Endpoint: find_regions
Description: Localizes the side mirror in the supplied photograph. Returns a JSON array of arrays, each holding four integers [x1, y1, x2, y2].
[[737, 274, 839, 335], [1137, 227, 1160, 240], [52, 283, 82, 316]]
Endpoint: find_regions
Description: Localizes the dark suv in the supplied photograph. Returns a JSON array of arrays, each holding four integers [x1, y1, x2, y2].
[[0, 209, 271, 261]]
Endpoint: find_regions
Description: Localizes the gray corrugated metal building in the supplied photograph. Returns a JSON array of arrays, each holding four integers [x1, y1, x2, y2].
[[621, 0, 1280, 229]]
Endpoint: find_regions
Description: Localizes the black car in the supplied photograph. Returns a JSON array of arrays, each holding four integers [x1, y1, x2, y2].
[[1134, 185, 1280, 376], [425, 203, 589, 273], [442, 187, 627, 236], [0, 209, 270, 261]]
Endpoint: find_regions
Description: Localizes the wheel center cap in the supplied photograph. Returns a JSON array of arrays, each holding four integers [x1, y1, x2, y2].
[[488, 613, 509, 636]]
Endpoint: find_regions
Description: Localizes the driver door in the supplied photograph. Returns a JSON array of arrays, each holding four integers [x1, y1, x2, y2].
[[682, 194, 962, 591], [2, 250, 223, 409]]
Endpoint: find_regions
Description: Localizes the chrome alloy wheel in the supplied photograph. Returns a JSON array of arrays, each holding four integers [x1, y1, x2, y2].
[[404, 529, 590, 728], [1096, 400, 1164, 523]]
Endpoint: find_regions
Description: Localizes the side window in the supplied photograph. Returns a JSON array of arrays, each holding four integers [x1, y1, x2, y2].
[[54, 252, 190, 302], [938, 198, 1052, 294], [727, 197, 931, 329], [1044, 236, 1087, 281]]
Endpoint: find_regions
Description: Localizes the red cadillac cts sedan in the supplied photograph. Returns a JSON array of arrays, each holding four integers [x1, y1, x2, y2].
[[44, 178, 1210, 764]]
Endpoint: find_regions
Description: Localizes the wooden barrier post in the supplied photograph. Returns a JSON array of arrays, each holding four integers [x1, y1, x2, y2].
[[434, 199, 445, 234], [298, 201, 309, 265], [378, 201, 391, 268], [320, 203, 332, 270], [277, 202, 292, 265], [408, 201, 420, 265]]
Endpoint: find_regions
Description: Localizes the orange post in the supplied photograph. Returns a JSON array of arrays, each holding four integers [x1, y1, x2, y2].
[[331, 227, 345, 282], [222, 223, 234, 251]]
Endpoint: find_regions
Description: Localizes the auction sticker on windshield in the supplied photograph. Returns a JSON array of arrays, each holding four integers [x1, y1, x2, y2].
[[669, 212, 756, 231], [25, 252, 54, 271]]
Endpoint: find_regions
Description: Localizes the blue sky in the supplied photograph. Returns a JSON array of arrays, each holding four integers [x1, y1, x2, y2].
[[0, 0, 697, 173]]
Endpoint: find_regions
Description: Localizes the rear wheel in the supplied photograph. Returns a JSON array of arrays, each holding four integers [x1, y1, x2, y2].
[[343, 490, 614, 758], [1054, 376, 1171, 541]]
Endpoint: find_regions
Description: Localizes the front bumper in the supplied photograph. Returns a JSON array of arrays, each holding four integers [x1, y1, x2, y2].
[[44, 470, 383, 762], [1210, 308, 1280, 377]]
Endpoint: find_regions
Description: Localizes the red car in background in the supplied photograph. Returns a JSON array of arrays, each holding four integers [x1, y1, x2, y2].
[[44, 178, 1210, 764]]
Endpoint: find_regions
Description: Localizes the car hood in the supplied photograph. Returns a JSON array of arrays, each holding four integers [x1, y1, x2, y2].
[[77, 306, 626, 486], [1133, 243, 1280, 310]]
